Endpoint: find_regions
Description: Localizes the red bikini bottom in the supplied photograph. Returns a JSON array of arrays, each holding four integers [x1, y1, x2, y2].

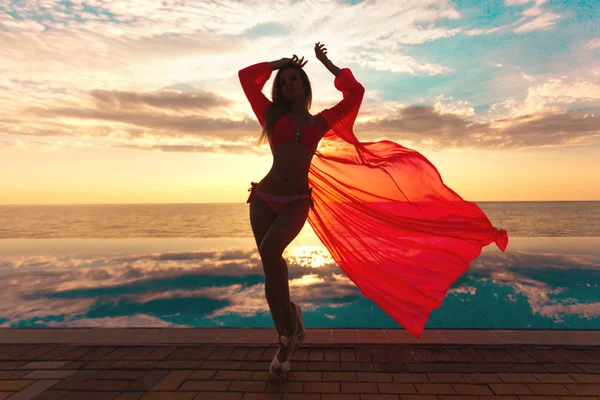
[[247, 182, 315, 215]]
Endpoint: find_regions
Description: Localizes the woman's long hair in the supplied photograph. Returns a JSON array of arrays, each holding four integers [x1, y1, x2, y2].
[[257, 64, 313, 147]]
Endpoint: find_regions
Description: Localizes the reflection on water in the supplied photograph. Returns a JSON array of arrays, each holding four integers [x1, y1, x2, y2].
[[0, 237, 598, 330]]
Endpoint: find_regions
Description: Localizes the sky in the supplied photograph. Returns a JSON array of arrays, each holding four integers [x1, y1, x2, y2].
[[0, 0, 598, 204]]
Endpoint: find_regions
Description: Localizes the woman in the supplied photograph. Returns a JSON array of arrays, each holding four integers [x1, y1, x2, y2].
[[239, 42, 508, 382], [239, 42, 354, 382]]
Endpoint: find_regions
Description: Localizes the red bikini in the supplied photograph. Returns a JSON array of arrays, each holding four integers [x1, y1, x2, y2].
[[238, 61, 508, 339]]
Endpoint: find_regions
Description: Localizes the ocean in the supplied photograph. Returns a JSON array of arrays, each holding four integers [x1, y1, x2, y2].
[[0, 202, 598, 330]]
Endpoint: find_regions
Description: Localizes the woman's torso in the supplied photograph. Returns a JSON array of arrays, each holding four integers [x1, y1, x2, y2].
[[258, 113, 327, 196]]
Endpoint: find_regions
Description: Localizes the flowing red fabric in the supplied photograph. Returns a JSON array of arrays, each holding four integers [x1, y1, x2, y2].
[[239, 62, 508, 338]]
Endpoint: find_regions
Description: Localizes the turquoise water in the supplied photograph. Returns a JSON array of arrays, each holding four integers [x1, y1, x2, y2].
[[0, 236, 598, 330]]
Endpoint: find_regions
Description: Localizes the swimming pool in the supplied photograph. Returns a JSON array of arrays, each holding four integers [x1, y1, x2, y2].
[[0, 237, 598, 330]]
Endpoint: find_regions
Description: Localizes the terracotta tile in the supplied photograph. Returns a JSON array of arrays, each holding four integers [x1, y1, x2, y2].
[[575, 363, 600, 373], [110, 361, 157, 369], [306, 362, 340, 371], [324, 348, 340, 362], [357, 372, 393, 382], [441, 330, 503, 345], [287, 371, 321, 382], [229, 380, 267, 392], [60, 391, 121, 400], [264, 381, 303, 392], [358, 395, 398, 400], [340, 362, 374, 372], [340, 348, 356, 362], [542, 364, 585, 373], [489, 383, 535, 395], [141, 393, 196, 400], [426, 373, 464, 383], [214, 330, 252, 344], [527, 383, 573, 395], [200, 360, 242, 370], [369, 347, 389, 363], [568, 373, 600, 384], [230, 347, 251, 360], [451, 383, 494, 395], [52, 370, 100, 390], [246, 329, 277, 345], [377, 382, 417, 394], [244, 347, 266, 361], [354, 348, 372, 363], [142, 330, 197, 344], [214, 370, 254, 380], [178, 380, 231, 391], [142, 346, 176, 360], [511, 363, 548, 373], [155, 360, 203, 369], [19, 361, 71, 369], [23, 369, 75, 379], [322, 394, 361, 400], [122, 347, 156, 360], [152, 370, 193, 390], [0, 380, 34, 391], [533, 373, 577, 383], [209, 346, 236, 360], [341, 382, 378, 393], [240, 394, 279, 400], [474, 363, 514, 373], [129, 370, 170, 391], [461, 373, 502, 383], [392, 373, 429, 383], [188, 370, 217, 380], [374, 363, 409, 373], [358, 330, 387, 344], [92, 370, 144, 380], [197, 393, 244, 400], [322, 372, 357, 382], [281, 394, 319, 400], [414, 383, 455, 394], [302, 381, 339, 393], [304, 330, 331, 345], [78, 379, 131, 391], [308, 348, 324, 361], [331, 330, 359, 344], [32, 390, 71, 400], [498, 373, 539, 383], [6, 379, 61, 400], [563, 383, 600, 396], [384, 329, 443, 344], [113, 394, 145, 400]]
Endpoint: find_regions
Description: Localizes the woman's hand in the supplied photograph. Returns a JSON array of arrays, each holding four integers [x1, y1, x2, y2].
[[314, 42, 329, 64], [270, 55, 307, 71], [282, 54, 308, 67]]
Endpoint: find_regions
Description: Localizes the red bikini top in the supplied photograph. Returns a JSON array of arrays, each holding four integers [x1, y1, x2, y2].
[[239, 61, 365, 154], [270, 114, 324, 153]]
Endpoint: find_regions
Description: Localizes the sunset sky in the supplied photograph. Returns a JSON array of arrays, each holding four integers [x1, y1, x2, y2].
[[1, 0, 598, 205]]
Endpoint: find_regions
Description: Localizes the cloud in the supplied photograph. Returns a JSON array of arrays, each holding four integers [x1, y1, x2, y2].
[[0, 0, 594, 154], [359, 104, 599, 150], [587, 38, 600, 50], [513, 12, 561, 33], [505, 0, 561, 33], [89, 89, 234, 111]]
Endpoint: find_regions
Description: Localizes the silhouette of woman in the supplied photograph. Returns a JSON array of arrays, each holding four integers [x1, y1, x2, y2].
[[239, 41, 508, 383], [239, 42, 345, 382]]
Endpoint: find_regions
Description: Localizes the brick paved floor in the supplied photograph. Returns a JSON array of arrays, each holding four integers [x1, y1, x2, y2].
[[0, 341, 599, 399]]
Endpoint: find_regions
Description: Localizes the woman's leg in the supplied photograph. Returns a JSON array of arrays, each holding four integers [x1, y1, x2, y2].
[[258, 195, 312, 362], [249, 187, 286, 337]]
